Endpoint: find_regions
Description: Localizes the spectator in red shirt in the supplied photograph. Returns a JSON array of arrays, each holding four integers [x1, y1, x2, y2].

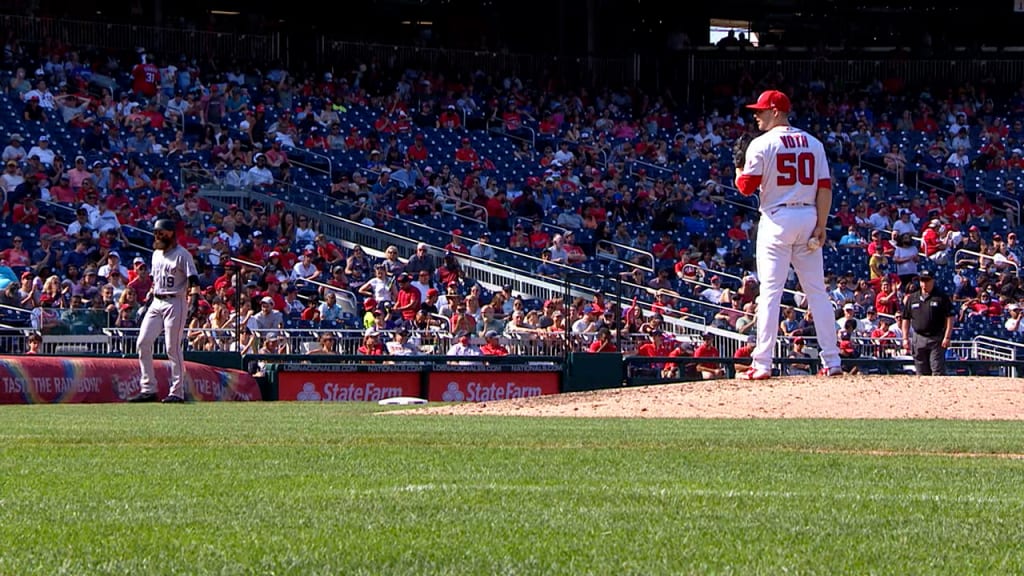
[[480, 330, 510, 356], [865, 230, 894, 257], [484, 190, 510, 231], [920, 219, 945, 258], [538, 112, 559, 138], [344, 127, 365, 151], [357, 332, 385, 355], [437, 105, 461, 130], [635, 330, 674, 358], [315, 233, 345, 268], [587, 327, 619, 353], [12, 195, 39, 225], [508, 223, 530, 249], [501, 101, 533, 135], [49, 174, 77, 203], [444, 229, 470, 255], [726, 215, 749, 242], [454, 138, 479, 164], [651, 232, 678, 265], [38, 213, 68, 242], [139, 100, 165, 129], [563, 231, 588, 265], [733, 335, 756, 372], [406, 135, 430, 161], [528, 222, 551, 251], [693, 332, 726, 379], [1, 236, 31, 266], [127, 261, 153, 305], [393, 273, 422, 321], [130, 57, 160, 98], [874, 279, 900, 316], [303, 127, 328, 150], [944, 192, 972, 224]]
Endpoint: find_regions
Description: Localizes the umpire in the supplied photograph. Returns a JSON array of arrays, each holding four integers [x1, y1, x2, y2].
[[900, 269, 955, 375]]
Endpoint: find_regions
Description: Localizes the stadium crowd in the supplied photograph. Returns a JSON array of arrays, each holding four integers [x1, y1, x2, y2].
[[2, 30, 1024, 370]]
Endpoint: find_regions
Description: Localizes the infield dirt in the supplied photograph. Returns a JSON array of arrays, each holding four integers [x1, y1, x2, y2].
[[395, 375, 1024, 420]]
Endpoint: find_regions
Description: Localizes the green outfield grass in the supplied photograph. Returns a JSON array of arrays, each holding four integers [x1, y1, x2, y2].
[[1, 403, 1022, 575]]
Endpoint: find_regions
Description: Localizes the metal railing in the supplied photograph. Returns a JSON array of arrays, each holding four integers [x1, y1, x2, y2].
[[972, 335, 1024, 377], [953, 248, 1020, 276], [285, 146, 333, 185]]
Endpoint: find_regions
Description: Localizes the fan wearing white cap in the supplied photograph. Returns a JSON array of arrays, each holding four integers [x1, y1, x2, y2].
[[247, 153, 273, 187], [97, 251, 129, 279], [734, 89, 842, 379], [27, 135, 55, 166], [2, 133, 27, 164], [250, 294, 284, 336], [836, 303, 865, 333]]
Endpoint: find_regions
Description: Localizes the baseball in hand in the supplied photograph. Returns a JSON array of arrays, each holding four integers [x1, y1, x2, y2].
[[807, 236, 821, 251]]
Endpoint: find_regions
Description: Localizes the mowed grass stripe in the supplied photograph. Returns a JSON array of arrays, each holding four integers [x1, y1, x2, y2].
[[0, 404, 1022, 575]]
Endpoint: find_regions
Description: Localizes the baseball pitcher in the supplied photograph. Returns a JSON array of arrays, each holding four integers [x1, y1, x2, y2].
[[733, 90, 842, 379]]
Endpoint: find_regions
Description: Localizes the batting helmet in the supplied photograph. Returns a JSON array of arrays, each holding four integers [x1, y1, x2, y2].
[[153, 219, 176, 232]]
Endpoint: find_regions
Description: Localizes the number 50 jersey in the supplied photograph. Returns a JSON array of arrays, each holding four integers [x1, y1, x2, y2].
[[740, 126, 831, 212]]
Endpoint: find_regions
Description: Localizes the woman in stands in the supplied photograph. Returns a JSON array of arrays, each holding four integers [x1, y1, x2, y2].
[[278, 212, 297, 246], [197, 298, 228, 351], [194, 125, 217, 153], [307, 332, 338, 355], [488, 292, 508, 320], [883, 143, 907, 181], [508, 223, 530, 249], [357, 332, 385, 355], [166, 130, 190, 156], [292, 215, 316, 247], [854, 279, 877, 313], [779, 306, 802, 339], [345, 245, 372, 283], [8, 67, 31, 99], [116, 285, 140, 317], [40, 274, 62, 305], [124, 160, 152, 192]]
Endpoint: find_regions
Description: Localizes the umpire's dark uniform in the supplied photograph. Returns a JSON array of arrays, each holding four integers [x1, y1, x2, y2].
[[900, 270, 955, 375]]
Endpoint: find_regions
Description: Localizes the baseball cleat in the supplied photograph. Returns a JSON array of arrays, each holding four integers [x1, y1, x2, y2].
[[740, 368, 772, 380], [127, 392, 158, 403], [818, 366, 843, 376], [161, 395, 186, 403]]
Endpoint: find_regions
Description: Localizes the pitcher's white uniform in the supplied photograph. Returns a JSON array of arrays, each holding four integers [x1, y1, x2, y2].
[[137, 244, 198, 398], [736, 91, 840, 376]]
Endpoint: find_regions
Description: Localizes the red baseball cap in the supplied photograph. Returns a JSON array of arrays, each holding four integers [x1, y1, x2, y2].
[[746, 90, 791, 113]]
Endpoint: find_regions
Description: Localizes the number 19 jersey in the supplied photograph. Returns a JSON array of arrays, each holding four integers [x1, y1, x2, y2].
[[742, 126, 830, 212], [151, 245, 198, 297]]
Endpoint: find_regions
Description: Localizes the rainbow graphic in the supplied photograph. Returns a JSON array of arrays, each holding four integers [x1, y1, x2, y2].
[[0, 357, 260, 404]]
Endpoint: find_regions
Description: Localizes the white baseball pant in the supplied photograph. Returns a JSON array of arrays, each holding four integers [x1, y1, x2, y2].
[[137, 295, 188, 398], [750, 206, 840, 373]]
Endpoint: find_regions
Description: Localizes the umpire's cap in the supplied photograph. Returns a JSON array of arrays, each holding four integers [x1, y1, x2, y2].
[[153, 219, 176, 232]]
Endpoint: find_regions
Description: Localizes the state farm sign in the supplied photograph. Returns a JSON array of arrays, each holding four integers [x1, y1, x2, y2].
[[427, 371, 560, 402], [277, 371, 420, 402]]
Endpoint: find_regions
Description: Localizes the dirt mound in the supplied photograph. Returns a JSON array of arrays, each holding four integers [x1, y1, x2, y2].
[[395, 375, 1024, 419]]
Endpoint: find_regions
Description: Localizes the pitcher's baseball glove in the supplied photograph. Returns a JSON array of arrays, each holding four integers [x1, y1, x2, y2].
[[733, 133, 755, 169]]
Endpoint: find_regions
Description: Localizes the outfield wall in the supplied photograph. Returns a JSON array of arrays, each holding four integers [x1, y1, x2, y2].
[[0, 357, 261, 404]]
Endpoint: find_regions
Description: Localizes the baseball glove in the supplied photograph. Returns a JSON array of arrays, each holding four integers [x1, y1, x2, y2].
[[733, 133, 755, 169]]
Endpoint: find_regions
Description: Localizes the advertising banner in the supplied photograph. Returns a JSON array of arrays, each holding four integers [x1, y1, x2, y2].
[[276, 364, 422, 401], [427, 366, 561, 402], [0, 357, 261, 404]]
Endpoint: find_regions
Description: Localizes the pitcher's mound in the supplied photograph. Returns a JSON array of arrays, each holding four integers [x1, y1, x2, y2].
[[396, 375, 1024, 419]]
